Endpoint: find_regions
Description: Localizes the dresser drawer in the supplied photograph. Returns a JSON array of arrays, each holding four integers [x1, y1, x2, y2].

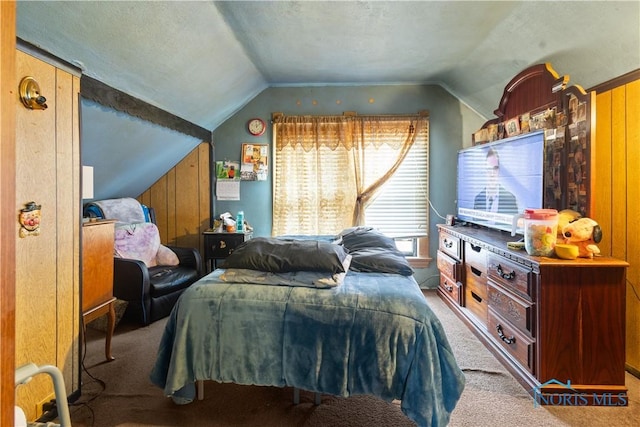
[[439, 232, 461, 260], [487, 281, 534, 336], [465, 284, 487, 324], [464, 241, 487, 273], [439, 274, 462, 306], [437, 250, 460, 281], [488, 309, 535, 374], [465, 264, 487, 300], [487, 254, 533, 300]]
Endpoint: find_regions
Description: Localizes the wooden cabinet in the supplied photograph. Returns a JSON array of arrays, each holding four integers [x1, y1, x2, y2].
[[437, 224, 628, 405], [82, 220, 116, 361], [203, 231, 253, 272]]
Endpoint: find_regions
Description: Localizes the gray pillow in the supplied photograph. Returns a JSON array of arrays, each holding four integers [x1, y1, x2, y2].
[[220, 237, 349, 274], [339, 227, 413, 276], [340, 227, 398, 251], [349, 247, 414, 276]]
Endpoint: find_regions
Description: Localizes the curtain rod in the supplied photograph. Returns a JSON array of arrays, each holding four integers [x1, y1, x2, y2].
[[272, 111, 428, 121]]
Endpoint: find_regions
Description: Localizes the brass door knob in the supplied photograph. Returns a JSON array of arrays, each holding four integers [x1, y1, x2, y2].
[[19, 76, 48, 110]]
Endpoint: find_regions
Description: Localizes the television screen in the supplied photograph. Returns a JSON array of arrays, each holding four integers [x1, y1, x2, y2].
[[456, 130, 545, 234]]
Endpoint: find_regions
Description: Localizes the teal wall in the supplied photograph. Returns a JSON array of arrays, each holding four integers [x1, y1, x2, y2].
[[212, 84, 483, 288]]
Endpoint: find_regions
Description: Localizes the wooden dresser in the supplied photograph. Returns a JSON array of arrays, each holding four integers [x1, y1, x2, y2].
[[82, 219, 117, 361], [437, 224, 628, 405]]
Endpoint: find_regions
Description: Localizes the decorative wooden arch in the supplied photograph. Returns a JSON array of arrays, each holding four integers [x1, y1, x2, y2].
[[474, 63, 595, 217]]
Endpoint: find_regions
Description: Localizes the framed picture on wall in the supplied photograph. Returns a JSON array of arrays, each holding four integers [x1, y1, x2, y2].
[[241, 143, 269, 181]]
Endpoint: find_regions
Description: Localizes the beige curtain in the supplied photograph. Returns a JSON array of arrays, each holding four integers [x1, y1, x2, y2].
[[273, 114, 427, 236], [352, 117, 427, 225]]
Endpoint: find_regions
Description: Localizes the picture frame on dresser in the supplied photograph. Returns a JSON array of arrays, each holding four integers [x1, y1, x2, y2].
[[504, 117, 520, 137]]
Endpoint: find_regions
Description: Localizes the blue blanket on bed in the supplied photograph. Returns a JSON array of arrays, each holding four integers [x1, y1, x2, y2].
[[150, 270, 465, 426]]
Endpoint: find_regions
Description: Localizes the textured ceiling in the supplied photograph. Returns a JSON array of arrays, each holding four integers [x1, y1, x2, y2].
[[15, 1, 640, 198]]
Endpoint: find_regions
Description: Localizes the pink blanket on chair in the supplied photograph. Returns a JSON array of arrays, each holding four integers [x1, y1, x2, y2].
[[114, 222, 178, 267]]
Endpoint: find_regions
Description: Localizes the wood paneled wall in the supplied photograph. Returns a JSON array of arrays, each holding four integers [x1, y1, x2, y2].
[[592, 72, 640, 374], [14, 50, 81, 420], [0, 1, 16, 424], [138, 142, 211, 259]]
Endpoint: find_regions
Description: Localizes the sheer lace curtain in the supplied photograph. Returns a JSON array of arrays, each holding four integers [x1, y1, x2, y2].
[[272, 114, 428, 236]]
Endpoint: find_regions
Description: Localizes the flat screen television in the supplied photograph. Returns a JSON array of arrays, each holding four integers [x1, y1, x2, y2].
[[456, 130, 545, 234]]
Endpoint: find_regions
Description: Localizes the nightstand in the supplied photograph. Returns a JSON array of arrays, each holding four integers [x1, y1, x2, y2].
[[203, 231, 253, 272], [82, 219, 117, 361]]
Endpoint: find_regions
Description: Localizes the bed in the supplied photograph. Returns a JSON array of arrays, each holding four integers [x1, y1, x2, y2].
[[150, 228, 465, 426]]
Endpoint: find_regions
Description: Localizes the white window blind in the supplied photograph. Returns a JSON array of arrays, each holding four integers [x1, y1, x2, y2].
[[363, 125, 429, 237]]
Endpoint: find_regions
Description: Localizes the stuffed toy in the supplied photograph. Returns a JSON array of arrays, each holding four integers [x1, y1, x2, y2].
[[561, 217, 602, 258], [557, 209, 582, 237]]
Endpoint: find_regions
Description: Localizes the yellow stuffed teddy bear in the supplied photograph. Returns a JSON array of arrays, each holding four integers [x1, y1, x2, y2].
[[560, 217, 602, 258]]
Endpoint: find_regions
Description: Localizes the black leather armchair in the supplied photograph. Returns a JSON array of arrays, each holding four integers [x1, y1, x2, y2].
[[113, 245, 203, 325], [84, 198, 204, 325]]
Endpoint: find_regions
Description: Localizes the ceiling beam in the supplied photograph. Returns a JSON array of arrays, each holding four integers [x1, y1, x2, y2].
[[80, 75, 211, 142]]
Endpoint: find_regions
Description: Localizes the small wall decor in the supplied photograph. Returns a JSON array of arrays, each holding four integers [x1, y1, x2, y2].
[[241, 143, 269, 181], [19, 201, 42, 238], [215, 160, 240, 180], [247, 118, 266, 136]]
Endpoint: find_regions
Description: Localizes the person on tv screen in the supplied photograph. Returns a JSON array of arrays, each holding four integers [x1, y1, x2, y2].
[[474, 148, 518, 214]]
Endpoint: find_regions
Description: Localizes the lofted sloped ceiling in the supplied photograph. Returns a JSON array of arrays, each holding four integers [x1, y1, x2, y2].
[[16, 1, 640, 199]]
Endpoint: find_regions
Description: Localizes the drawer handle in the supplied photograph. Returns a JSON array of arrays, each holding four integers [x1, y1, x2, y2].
[[496, 324, 516, 345], [496, 264, 515, 280], [470, 244, 481, 253], [471, 291, 482, 303], [444, 281, 453, 292], [443, 239, 453, 249], [470, 266, 482, 277]]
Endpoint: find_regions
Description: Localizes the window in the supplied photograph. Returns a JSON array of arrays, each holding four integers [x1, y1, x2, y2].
[[362, 125, 429, 238], [273, 113, 430, 264]]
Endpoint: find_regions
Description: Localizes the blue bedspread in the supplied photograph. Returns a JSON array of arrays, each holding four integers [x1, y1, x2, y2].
[[150, 269, 465, 426]]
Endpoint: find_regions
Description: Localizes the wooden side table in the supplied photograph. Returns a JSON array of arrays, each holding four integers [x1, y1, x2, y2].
[[82, 297, 116, 360], [82, 219, 117, 361], [203, 231, 253, 273]]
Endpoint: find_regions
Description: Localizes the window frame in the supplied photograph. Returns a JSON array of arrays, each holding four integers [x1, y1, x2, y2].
[[272, 113, 433, 267]]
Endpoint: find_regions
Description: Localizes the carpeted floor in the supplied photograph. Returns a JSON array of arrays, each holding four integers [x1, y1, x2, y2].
[[68, 290, 640, 427]]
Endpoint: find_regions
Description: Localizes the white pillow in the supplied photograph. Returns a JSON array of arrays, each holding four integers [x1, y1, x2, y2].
[[156, 244, 180, 266]]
